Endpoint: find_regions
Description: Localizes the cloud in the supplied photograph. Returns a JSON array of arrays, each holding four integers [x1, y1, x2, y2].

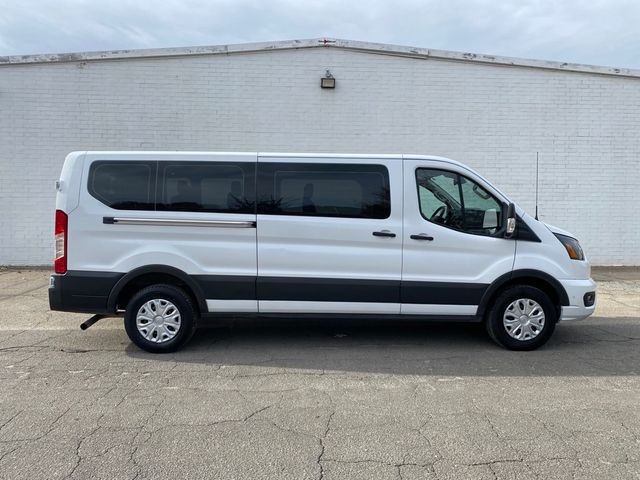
[[0, 0, 638, 68]]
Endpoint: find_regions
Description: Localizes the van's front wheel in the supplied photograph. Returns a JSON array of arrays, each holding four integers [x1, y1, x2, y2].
[[124, 284, 197, 353], [485, 285, 557, 351]]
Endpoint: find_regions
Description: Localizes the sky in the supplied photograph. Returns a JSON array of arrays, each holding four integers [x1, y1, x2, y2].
[[1, 0, 638, 69]]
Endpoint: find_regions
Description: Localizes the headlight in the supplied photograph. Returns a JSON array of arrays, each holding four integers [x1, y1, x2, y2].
[[554, 233, 585, 261]]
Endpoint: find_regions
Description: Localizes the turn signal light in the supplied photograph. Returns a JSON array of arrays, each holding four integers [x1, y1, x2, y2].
[[554, 233, 585, 261]]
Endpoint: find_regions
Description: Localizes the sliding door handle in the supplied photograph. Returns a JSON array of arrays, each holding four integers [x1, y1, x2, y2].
[[410, 234, 434, 241], [372, 230, 396, 238]]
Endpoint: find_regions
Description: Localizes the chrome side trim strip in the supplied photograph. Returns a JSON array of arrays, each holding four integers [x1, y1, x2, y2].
[[258, 300, 400, 314], [206, 299, 258, 313], [103, 217, 256, 228]]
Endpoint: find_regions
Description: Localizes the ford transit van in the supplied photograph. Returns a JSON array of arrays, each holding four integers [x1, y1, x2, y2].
[[49, 152, 596, 352]]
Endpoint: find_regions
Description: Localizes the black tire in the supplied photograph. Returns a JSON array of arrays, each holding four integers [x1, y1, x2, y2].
[[485, 285, 557, 351], [124, 284, 197, 353]]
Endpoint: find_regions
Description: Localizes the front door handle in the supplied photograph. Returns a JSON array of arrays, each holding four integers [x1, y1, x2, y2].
[[410, 234, 434, 241], [372, 230, 396, 238]]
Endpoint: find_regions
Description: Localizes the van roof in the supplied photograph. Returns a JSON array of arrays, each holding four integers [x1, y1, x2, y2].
[[75, 151, 469, 169]]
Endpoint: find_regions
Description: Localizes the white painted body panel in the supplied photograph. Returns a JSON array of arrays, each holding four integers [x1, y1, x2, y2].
[[513, 212, 591, 281], [68, 152, 258, 282], [400, 158, 516, 315], [514, 211, 595, 320], [256, 154, 403, 314], [558, 279, 597, 320], [55, 151, 85, 214]]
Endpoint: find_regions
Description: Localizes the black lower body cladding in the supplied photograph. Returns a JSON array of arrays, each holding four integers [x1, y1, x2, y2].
[[50, 270, 489, 314], [49, 271, 124, 314]]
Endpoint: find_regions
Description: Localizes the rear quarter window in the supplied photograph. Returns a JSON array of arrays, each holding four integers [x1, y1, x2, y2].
[[88, 162, 155, 210]]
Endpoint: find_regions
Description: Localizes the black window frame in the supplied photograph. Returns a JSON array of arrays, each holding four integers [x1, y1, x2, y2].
[[257, 162, 391, 219], [415, 167, 506, 237]]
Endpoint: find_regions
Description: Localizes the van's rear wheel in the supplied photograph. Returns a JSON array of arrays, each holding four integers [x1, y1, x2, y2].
[[124, 284, 197, 353], [485, 285, 556, 351]]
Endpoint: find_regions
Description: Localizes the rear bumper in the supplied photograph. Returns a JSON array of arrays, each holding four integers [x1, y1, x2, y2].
[[49, 271, 124, 314], [558, 278, 596, 321]]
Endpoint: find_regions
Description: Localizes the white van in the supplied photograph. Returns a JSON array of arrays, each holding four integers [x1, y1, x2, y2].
[[49, 151, 596, 353]]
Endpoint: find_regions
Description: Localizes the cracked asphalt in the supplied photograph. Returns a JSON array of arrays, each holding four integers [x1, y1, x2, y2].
[[0, 268, 639, 480]]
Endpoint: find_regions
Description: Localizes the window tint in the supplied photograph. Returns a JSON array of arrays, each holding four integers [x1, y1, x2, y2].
[[158, 162, 255, 213], [416, 168, 503, 236], [88, 160, 256, 213], [88, 162, 155, 210], [258, 163, 390, 219]]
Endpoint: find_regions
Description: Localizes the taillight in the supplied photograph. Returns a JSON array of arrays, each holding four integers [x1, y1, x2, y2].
[[54, 210, 68, 274]]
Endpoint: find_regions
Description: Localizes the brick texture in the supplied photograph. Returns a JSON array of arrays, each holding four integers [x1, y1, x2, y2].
[[1, 47, 639, 265]]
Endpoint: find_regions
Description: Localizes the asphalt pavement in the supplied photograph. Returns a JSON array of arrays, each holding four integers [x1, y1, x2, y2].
[[0, 268, 639, 479]]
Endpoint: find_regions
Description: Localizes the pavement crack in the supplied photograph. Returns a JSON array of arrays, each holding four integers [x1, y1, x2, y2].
[[0, 444, 21, 465], [323, 458, 435, 470], [0, 410, 22, 434], [317, 410, 335, 480], [470, 458, 524, 466], [65, 438, 82, 480], [0, 345, 47, 352], [129, 427, 148, 480], [483, 413, 501, 440], [416, 416, 442, 463], [31, 405, 73, 442], [243, 405, 271, 421]]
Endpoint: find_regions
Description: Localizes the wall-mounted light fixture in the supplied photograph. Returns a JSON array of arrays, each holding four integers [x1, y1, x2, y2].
[[321, 69, 336, 89]]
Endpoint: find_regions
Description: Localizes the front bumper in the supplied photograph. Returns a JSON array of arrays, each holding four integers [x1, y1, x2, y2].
[[558, 278, 597, 321]]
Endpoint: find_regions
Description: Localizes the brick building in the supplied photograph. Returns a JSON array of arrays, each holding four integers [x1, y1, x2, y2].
[[1, 38, 639, 265]]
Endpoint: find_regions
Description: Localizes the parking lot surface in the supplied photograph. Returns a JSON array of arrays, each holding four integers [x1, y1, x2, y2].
[[0, 268, 639, 480]]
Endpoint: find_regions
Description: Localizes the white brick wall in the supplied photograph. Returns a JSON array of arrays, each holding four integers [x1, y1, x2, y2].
[[1, 45, 639, 265]]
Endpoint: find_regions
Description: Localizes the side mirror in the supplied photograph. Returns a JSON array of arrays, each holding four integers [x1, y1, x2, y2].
[[505, 203, 516, 238]]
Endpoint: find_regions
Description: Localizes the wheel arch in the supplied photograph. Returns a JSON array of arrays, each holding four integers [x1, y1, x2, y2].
[[477, 269, 569, 319], [107, 265, 207, 314]]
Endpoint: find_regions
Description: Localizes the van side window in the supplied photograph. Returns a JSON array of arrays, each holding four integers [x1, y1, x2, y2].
[[88, 162, 155, 210], [416, 168, 503, 236], [257, 163, 390, 219], [157, 162, 255, 214]]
